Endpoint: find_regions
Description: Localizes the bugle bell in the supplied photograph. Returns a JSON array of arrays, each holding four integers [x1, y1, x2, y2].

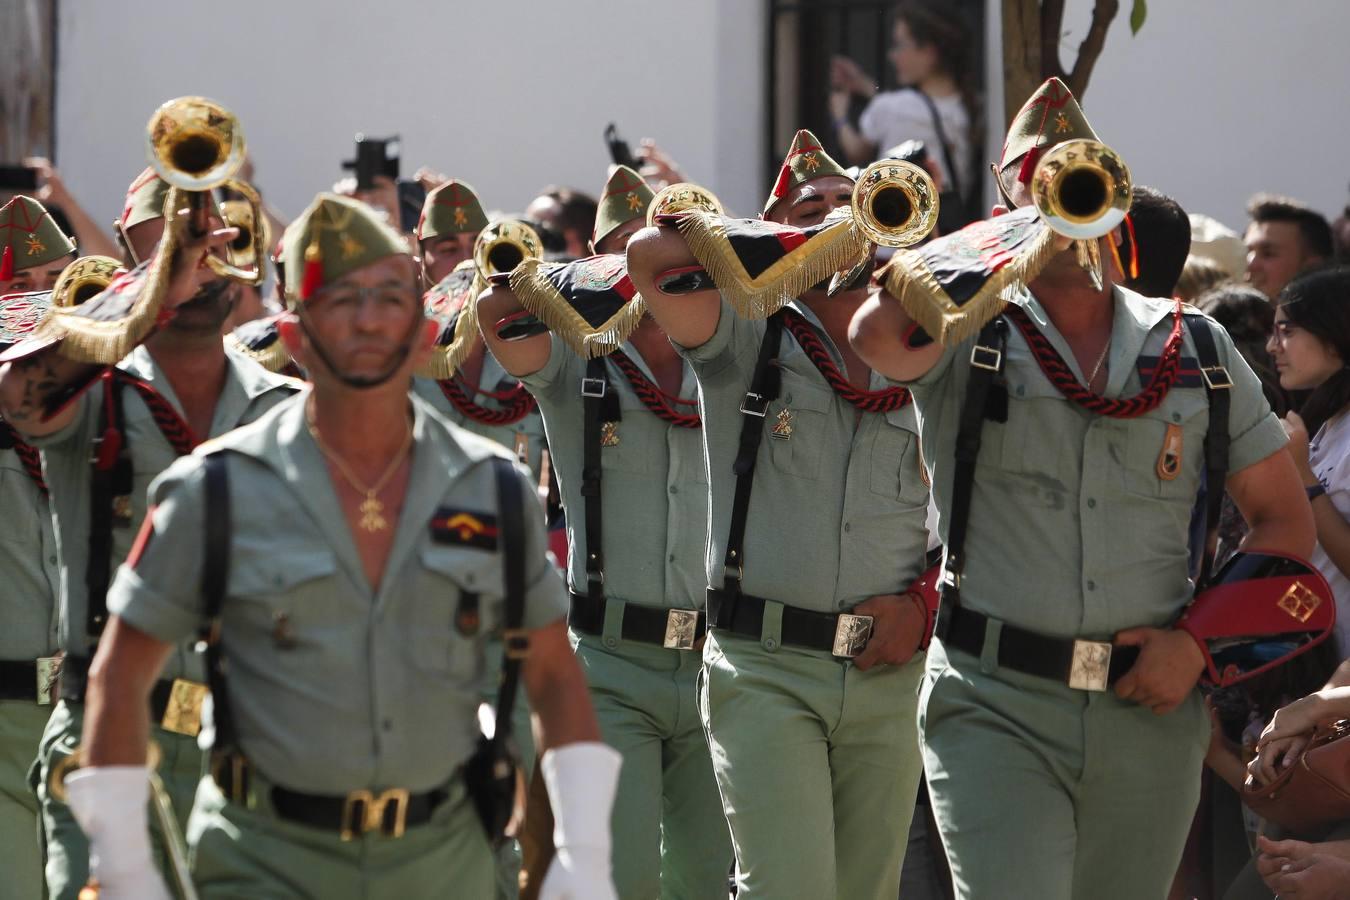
[[51, 256, 123, 308], [827, 159, 939, 296], [647, 182, 724, 227], [145, 96, 265, 285], [219, 200, 274, 272], [1028, 139, 1132, 290], [473, 220, 543, 282]]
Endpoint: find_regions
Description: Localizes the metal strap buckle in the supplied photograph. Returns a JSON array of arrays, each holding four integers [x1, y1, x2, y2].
[[160, 679, 208, 737], [663, 609, 700, 650], [739, 392, 769, 417], [970, 344, 1003, 372], [1200, 366, 1233, 390], [503, 628, 531, 660], [35, 657, 60, 706], [340, 787, 411, 841], [581, 377, 608, 398], [1067, 640, 1113, 692], [832, 614, 875, 658]]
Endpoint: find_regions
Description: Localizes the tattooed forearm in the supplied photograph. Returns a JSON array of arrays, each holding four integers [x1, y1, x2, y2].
[[0, 354, 98, 434]]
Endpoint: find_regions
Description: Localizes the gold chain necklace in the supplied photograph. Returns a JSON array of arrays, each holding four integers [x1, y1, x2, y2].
[[305, 401, 414, 533]]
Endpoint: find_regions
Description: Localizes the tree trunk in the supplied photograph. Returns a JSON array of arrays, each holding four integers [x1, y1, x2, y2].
[[0, 0, 55, 161], [1001, 0, 1122, 125]]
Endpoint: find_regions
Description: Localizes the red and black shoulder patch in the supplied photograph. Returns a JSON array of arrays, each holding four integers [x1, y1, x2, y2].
[[429, 507, 499, 550]]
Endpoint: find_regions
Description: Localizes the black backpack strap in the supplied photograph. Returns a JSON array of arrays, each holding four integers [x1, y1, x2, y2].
[[200, 451, 237, 751], [934, 317, 1009, 639], [1185, 313, 1232, 588], [489, 457, 528, 749], [86, 370, 132, 638], [717, 313, 785, 605], [580, 357, 617, 603]]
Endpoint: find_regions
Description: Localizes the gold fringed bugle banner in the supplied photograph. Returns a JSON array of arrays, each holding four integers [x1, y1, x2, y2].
[[417, 262, 483, 380], [672, 209, 869, 320], [508, 255, 646, 360], [877, 206, 1059, 346]]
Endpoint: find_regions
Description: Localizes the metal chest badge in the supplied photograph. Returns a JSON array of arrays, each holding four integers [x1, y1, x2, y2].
[[771, 408, 794, 441], [601, 421, 621, 447]]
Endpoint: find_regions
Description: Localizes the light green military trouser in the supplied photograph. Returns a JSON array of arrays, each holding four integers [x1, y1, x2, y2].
[[1, 701, 51, 900], [920, 638, 1210, 900], [699, 630, 926, 900], [34, 699, 205, 900], [188, 772, 493, 899], [481, 636, 535, 900], [573, 623, 733, 900]]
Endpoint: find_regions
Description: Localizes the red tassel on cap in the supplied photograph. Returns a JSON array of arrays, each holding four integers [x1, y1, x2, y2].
[[772, 163, 792, 200], [300, 235, 323, 301], [0, 244, 13, 281], [1017, 145, 1041, 185]]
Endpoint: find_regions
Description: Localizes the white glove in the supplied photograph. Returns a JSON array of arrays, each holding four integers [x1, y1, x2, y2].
[[64, 766, 173, 900], [538, 742, 623, 900]]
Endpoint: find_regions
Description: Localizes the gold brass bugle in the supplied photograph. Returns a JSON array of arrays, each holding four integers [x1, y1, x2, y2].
[[219, 200, 274, 272], [850, 159, 940, 249], [145, 96, 265, 285], [1029, 139, 1132, 240], [473, 219, 543, 282], [51, 256, 124, 308], [646, 182, 725, 227]]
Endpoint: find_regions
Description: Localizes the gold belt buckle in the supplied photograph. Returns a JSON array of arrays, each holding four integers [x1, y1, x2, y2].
[[832, 614, 875, 658], [35, 657, 61, 705], [1068, 640, 1113, 692], [663, 609, 699, 650], [340, 787, 411, 841], [160, 679, 208, 737]]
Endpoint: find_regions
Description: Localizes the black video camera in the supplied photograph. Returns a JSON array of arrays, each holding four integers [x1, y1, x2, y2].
[[342, 134, 401, 191]]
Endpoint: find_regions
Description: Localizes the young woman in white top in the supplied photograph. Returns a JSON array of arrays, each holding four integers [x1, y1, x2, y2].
[[831, 1, 975, 213], [1268, 266, 1350, 658]]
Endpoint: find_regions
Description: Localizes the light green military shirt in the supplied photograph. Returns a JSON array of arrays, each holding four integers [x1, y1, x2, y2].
[[678, 299, 931, 614], [412, 350, 547, 476], [32, 345, 300, 680], [907, 285, 1288, 640], [521, 336, 707, 609], [108, 391, 566, 793], [0, 445, 59, 660]]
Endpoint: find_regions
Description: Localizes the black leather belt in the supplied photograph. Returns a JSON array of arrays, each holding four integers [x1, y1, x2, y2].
[[212, 754, 448, 840], [940, 605, 1140, 692], [569, 592, 705, 651], [706, 588, 875, 658]]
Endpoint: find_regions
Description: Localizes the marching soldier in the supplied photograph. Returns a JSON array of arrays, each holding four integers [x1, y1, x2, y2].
[[67, 193, 618, 899], [0, 194, 76, 899], [477, 164, 734, 898], [849, 79, 1316, 898], [0, 169, 301, 899], [625, 132, 932, 898]]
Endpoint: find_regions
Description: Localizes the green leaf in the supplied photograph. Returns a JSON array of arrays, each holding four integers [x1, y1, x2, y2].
[[1130, 0, 1148, 35]]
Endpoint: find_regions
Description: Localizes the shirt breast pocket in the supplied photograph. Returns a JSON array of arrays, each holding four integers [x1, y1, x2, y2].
[[869, 408, 927, 507], [412, 545, 500, 683], [600, 403, 652, 476], [991, 377, 1072, 478], [226, 547, 340, 670], [0, 466, 41, 546], [1120, 389, 1209, 500], [767, 384, 833, 481]]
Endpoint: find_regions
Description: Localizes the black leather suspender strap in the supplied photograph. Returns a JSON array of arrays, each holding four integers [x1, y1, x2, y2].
[[1184, 314, 1232, 588], [933, 317, 1008, 640], [580, 357, 617, 603], [488, 456, 528, 744], [86, 370, 132, 638], [201, 451, 236, 751], [717, 313, 784, 601]]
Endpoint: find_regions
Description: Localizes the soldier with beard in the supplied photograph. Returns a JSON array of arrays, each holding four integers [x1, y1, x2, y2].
[[0, 168, 300, 899]]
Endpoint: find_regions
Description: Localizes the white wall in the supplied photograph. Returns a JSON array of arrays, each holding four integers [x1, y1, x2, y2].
[[54, 0, 767, 229], [1055, 0, 1350, 233]]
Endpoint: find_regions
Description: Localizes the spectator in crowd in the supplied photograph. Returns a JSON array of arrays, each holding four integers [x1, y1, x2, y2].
[[1199, 285, 1285, 418], [1191, 213, 1249, 281], [1120, 185, 1190, 298], [1176, 255, 1233, 303], [1244, 194, 1333, 300], [524, 186, 597, 261], [830, 1, 976, 225], [1267, 266, 1350, 658]]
